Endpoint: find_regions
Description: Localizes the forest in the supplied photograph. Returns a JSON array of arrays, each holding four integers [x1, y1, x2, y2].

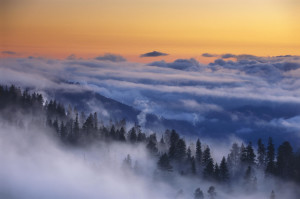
[[1, 84, 300, 199]]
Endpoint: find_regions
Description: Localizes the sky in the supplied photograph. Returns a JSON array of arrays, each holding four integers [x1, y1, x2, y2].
[[1, 0, 299, 62]]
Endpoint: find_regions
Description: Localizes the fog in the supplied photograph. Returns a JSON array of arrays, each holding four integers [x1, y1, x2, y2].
[[0, 121, 299, 199]]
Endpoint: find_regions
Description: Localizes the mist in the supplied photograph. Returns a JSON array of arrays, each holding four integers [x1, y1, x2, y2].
[[0, 120, 299, 199]]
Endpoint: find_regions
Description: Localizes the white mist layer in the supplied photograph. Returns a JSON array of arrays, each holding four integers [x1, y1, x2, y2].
[[0, 124, 299, 199]]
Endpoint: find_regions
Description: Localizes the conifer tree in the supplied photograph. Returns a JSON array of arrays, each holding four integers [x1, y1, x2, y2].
[[202, 146, 212, 166], [128, 127, 137, 143], [175, 138, 187, 162], [265, 137, 276, 176], [157, 153, 173, 172], [194, 188, 204, 199], [196, 139, 202, 166], [276, 141, 293, 179], [257, 138, 266, 168], [270, 190, 275, 199], [207, 186, 216, 199], [147, 139, 158, 155], [214, 163, 220, 181], [168, 130, 180, 160], [220, 156, 229, 182], [203, 158, 214, 179], [191, 156, 196, 175], [246, 142, 256, 165]]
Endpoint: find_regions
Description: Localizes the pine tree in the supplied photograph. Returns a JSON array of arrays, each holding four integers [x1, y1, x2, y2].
[[257, 138, 266, 168], [93, 112, 98, 130], [128, 127, 137, 143], [194, 188, 204, 199], [270, 190, 275, 199], [175, 138, 187, 162], [214, 163, 220, 181], [202, 146, 212, 166], [157, 153, 173, 172], [207, 186, 216, 199], [73, 113, 80, 140], [196, 139, 202, 166], [265, 137, 276, 176], [187, 147, 192, 160], [122, 154, 132, 170], [82, 113, 94, 135], [147, 139, 158, 155], [203, 158, 214, 179], [60, 121, 67, 140], [191, 156, 196, 175], [246, 142, 256, 165], [220, 156, 229, 182], [276, 141, 294, 179], [119, 127, 126, 141], [227, 143, 241, 177], [240, 143, 247, 163], [168, 130, 180, 160]]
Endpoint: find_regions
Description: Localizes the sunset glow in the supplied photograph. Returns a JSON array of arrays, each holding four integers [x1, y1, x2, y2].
[[1, 0, 299, 61]]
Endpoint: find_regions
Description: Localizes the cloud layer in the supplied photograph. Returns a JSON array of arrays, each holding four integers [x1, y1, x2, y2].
[[1, 54, 300, 145]]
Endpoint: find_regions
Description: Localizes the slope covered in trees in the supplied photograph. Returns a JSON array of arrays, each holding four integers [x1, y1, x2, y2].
[[1, 84, 300, 198]]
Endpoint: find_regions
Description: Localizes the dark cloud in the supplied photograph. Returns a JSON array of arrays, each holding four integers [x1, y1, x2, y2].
[[202, 53, 218, 57], [95, 53, 126, 62], [66, 54, 77, 60], [221, 54, 236, 59], [140, 51, 168, 57], [2, 51, 16, 55], [148, 58, 201, 71]]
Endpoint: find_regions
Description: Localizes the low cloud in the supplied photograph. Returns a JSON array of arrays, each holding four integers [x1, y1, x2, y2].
[[149, 58, 202, 71], [2, 50, 17, 55], [202, 53, 218, 57], [1, 54, 300, 145], [140, 51, 168, 57], [95, 53, 126, 62]]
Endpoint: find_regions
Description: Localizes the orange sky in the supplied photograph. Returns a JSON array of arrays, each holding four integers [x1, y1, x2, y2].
[[1, 0, 299, 62]]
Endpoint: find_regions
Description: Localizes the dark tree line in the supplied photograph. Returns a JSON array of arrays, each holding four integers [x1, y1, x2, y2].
[[1, 84, 300, 189]]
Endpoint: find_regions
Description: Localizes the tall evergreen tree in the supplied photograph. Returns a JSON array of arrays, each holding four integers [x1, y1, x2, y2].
[[227, 143, 241, 177], [93, 112, 98, 130], [157, 153, 173, 172], [175, 138, 187, 162], [194, 188, 204, 199], [220, 156, 229, 182], [196, 139, 202, 166], [276, 141, 294, 179], [72, 113, 80, 143], [191, 156, 196, 175], [128, 127, 137, 143], [147, 139, 158, 155], [246, 142, 256, 165], [265, 137, 276, 176], [203, 158, 214, 179], [202, 146, 212, 166], [257, 138, 266, 168], [214, 163, 220, 181], [168, 130, 180, 160], [270, 190, 275, 199], [207, 186, 216, 199]]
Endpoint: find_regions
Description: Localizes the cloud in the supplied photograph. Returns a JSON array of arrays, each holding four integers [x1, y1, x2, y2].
[[95, 53, 126, 62], [148, 58, 202, 71], [140, 51, 168, 57], [221, 53, 236, 59], [66, 54, 77, 60], [2, 50, 16, 55], [1, 55, 300, 146], [202, 53, 218, 57]]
